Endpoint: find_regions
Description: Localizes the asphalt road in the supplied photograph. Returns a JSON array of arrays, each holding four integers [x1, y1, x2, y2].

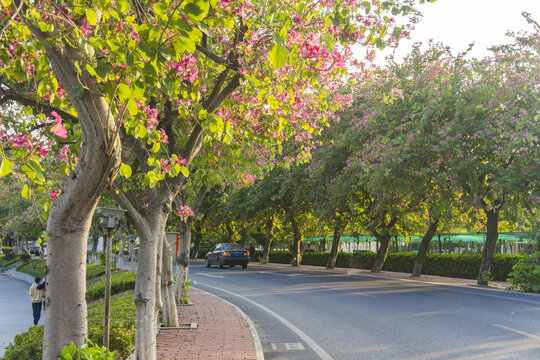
[[188, 260, 540, 360]]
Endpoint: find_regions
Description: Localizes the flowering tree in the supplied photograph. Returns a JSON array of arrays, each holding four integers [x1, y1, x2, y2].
[[1, 0, 427, 358]]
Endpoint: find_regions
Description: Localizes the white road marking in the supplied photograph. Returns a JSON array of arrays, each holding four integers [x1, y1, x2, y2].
[[257, 271, 307, 277], [197, 282, 334, 360], [197, 273, 224, 278], [492, 324, 540, 341]]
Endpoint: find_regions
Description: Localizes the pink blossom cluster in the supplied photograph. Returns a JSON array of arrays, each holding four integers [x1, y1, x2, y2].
[[242, 173, 255, 184], [168, 56, 199, 83], [217, 0, 255, 19], [177, 205, 195, 222], [4, 134, 49, 157], [159, 159, 171, 173]]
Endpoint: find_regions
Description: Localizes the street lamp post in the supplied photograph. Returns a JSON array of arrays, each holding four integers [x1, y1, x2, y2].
[[96, 207, 126, 351]]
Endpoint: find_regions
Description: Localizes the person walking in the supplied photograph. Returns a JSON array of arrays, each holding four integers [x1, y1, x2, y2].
[[29, 277, 45, 325]]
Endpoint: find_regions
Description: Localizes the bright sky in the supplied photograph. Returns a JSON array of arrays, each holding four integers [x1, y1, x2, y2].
[[376, 0, 540, 63]]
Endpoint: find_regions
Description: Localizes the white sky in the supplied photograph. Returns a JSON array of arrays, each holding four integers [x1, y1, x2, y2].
[[376, 0, 540, 63]]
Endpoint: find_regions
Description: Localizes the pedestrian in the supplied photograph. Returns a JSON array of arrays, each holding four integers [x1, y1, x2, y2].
[[29, 277, 45, 325]]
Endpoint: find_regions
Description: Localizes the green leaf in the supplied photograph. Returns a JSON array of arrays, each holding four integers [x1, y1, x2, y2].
[[116, 0, 130, 14], [0, 158, 13, 177], [21, 184, 31, 199], [86, 9, 98, 26], [179, 166, 189, 177], [269, 44, 289, 69], [120, 163, 132, 177], [127, 99, 138, 116], [153, 3, 168, 16]]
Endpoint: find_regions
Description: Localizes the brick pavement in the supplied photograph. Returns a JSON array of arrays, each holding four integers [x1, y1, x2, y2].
[[155, 288, 258, 360]]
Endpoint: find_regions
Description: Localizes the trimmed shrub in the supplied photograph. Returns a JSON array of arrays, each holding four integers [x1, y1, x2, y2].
[[86, 271, 136, 302], [87, 291, 136, 358], [507, 251, 540, 293], [262, 250, 518, 281], [86, 264, 107, 280], [16, 259, 41, 275], [3, 325, 44, 360], [349, 251, 377, 269], [268, 251, 293, 264], [300, 252, 329, 266], [1, 256, 20, 268]]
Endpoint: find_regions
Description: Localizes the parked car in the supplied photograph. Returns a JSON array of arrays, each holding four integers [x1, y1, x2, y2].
[[205, 243, 249, 269], [29, 244, 41, 255]]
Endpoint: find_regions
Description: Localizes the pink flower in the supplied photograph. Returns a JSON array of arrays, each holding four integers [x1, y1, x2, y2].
[[51, 190, 60, 199], [177, 205, 195, 222], [51, 111, 68, 138]]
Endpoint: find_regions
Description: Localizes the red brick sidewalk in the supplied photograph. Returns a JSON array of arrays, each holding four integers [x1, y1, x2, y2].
[[156, 288, 259, 360]]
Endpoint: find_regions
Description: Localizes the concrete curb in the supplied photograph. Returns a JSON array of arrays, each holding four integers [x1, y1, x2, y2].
[[8, 269, 36, 284], [193, 285, 265, 360]]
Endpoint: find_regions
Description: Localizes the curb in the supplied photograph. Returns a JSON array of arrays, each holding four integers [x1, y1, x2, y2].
[[193, 285, 265, 360]]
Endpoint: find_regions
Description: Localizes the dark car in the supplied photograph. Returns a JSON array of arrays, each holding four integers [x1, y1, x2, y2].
[[205, 243, 249, 269], [29, 244, 41, 255]]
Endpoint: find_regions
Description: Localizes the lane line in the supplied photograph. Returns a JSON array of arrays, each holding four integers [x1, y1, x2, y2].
[[492, 324, 540, 341], [196, 273, 225, 278], [196, 282, 334, 360]]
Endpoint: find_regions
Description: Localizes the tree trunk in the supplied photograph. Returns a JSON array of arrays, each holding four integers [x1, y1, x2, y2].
[[33, 30, 123, 359], [129, 236, 137, 274], [371, 234, 391, 272], [477, 208, 499, 286], [326, 227, 342, 269], [132, 222, 161, 360], [118, 232, 127, 263], [154, 231, 164, 329], [290, 216, 301, 266], [412, 218, 439, 277], [262, 218, 274, 263], [262, 238, 273, 263], [175, 222, 191, 303], [240, 230, 249, 249], [161, 231, 178, 327], [190, 223, 202, 259], [90, 236, 98, 264]]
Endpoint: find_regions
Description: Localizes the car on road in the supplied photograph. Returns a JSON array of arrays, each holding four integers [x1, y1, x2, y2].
[[205, 243, 249, 269], [29, 244, 41, 255]]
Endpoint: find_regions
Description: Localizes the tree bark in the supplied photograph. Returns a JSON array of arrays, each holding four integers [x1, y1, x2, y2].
[[190, 223, 202, 259], [412, 218, 439, 277], [91, 236, 99, 264], [161, 231, 178, 327], [289, 215, 301, 266], [371, 234, 391, 272], [118, 232, 127, 263], [326, 226, 342, 269], [262, 218, 274, 263], [477, 208, 499, 286], [175, 222, 191, 303]]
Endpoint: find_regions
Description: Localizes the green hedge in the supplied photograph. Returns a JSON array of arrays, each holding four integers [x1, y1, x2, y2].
[[86, 271, 136, 302], [1, 256, 20, 268], [87, 291, 136, 358], [4, 291, 135, 360], [87, 264, 108, 280], [262, 250, 519, 281]]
